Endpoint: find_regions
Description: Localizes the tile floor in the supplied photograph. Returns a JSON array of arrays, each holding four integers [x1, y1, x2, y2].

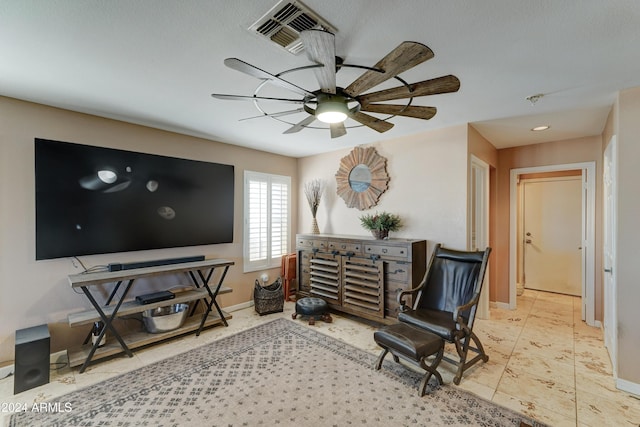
[[1, 289, 639, 426]]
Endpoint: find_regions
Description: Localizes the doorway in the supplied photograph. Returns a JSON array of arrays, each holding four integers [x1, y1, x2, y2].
[[470, 156, 490, 319], [521, 175, 582, 296], [509, 162, 596, 326], [603, 136, 618, 375]]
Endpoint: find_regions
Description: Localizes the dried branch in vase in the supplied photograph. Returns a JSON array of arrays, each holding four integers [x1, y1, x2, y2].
[[304, 179, 324, 218]]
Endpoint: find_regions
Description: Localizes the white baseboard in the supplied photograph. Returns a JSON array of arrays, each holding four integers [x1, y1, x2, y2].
[[225, 300, 254, 312], [616, 378, 640, 397], [0, 364, 14, 380], [491, 301, 511, 310], [225, 298, 293, 313]]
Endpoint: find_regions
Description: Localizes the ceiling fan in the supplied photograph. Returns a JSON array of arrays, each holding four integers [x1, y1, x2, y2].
[[211, 29, 460, 138]]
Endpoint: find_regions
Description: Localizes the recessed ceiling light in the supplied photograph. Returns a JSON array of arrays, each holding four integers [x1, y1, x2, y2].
[[531, 125, 550, 131]]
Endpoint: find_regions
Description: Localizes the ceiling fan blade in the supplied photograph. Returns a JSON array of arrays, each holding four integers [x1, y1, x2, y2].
[[211, 93, 305, 104], [356, 75, 460, 105], [360, 104, 437, 120], [283, 115, 316, 134], [330, 122, 347, 138], [348, 111, 394, 133], [300, 29, 336, 94], [223, 58, 314, 97], [239, 108, 305, 121], [344, 42, 434, 97]]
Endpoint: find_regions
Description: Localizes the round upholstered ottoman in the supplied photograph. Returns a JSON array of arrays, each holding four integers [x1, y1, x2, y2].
[[292, 297, 332, 325]]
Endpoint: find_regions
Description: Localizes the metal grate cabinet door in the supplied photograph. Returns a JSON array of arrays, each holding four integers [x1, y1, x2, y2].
[[342, 257, 384, 318], [309, 254, 341, 303]]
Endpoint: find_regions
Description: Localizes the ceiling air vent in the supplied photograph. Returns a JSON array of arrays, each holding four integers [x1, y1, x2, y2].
[[249, 0, 337, 54]]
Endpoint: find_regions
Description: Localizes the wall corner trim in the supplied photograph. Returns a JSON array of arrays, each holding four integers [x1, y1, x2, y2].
[[616, 378, 640, 398]]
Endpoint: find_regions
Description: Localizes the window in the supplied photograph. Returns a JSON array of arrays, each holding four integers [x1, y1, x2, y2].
[[244, 171, 291, 272]]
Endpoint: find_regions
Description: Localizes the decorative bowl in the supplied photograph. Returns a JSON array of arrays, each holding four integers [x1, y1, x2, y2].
[[142, 303, 189, 333]]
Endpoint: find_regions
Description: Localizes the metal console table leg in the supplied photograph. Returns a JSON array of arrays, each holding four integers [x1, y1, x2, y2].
[[79, 279, 135, 373]]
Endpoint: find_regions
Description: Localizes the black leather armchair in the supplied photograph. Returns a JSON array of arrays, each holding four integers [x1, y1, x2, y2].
[[397, 244, 491, 384]]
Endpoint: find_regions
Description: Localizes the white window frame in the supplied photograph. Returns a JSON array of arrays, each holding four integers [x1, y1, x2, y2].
[[243, 170, 291, 273]]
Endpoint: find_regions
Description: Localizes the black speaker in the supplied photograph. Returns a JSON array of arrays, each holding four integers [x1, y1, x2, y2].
[[14, 324, 50, 394]]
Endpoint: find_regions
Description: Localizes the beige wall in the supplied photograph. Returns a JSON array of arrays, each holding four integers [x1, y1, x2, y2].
[[468, 125, 498, 300], [297, 125, 470, 256], [0, 96, 298, 363], [297, 124, 504, 303], [495, 136, 603, 312], [468, 125, 498, 167], [614, 87, 640, 385]]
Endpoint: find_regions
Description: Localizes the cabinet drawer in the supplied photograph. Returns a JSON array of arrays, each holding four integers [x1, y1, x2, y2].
[[384, 281, 411, 318], [297, 237, 327, 250], [384, 261, 410, 283], [328, 240, 363, 255], [364, 244, 408, 259], [299, 250, 313, 265], [298, 266, 312, 293]]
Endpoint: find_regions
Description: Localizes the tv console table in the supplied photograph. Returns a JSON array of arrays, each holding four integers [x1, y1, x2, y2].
[[67, 258, 234, 373]]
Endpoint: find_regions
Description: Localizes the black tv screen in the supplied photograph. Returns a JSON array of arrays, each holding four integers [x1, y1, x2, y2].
[[35, 138, 234, 260]]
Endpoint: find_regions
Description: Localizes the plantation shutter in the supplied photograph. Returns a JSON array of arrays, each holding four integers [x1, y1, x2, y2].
[[244, 171, 291, 272], [270, 177, 289, 260], [247, 178, 268, 263]]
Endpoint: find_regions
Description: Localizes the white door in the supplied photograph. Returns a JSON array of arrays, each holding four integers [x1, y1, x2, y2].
[[470, 156, 490, 319], [522, 177, 582, 296], [603, 137, 618, 375]]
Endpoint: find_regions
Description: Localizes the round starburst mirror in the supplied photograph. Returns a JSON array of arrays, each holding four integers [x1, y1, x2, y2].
[[335, 146, 389, 210]]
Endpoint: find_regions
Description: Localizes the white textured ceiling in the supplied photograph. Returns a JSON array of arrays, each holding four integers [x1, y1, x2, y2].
[[2, 1, 639, 157]]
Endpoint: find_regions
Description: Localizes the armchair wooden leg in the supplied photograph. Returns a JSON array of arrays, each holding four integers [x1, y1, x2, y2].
[[375, 349, 388, 370], [471, 331, 490, 363], [452, 332, 489, 385]]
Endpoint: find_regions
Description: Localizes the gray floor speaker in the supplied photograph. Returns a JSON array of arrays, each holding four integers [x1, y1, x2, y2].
[[14, 324, 50, 394]]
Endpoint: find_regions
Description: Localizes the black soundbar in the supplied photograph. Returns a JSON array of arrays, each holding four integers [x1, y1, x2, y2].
[[108, 255, 205, 272]]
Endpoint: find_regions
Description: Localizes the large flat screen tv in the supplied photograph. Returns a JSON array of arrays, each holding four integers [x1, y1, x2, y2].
[[35, 138, 234, 260]]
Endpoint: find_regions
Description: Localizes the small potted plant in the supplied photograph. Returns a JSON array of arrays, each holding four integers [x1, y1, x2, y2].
[[359, 211, 402, 239]]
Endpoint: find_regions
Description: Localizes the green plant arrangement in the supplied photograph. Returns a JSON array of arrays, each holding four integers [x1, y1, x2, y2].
[[359, 211, 402, 239]]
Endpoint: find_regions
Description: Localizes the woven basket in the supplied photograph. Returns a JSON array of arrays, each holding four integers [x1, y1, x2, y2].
[[254, 278, 284, 315]]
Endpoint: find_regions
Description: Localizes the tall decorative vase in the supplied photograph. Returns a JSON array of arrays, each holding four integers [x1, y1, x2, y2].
[[311, 217, 320, 234]]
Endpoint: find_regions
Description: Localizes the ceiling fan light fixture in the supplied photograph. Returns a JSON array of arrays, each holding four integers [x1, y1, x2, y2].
[[317, 109, 347, 123], [315, 94, 348, 123]]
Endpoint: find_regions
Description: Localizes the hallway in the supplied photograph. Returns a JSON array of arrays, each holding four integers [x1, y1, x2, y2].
[[469, 289, 639, 426]]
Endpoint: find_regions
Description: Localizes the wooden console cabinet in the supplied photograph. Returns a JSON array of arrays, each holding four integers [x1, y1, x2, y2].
[[296, 234, 426, 322]]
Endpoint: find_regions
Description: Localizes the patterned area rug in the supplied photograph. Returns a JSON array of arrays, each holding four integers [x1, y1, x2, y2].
[[10, 318, 546, 426]]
